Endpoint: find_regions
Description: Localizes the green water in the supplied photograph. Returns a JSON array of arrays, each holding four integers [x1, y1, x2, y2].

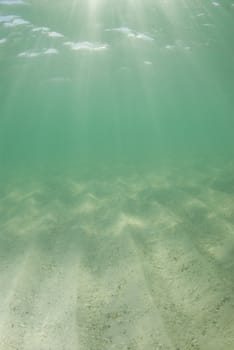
[[0, 1, 234, 349], [1, 0, 234, 171]]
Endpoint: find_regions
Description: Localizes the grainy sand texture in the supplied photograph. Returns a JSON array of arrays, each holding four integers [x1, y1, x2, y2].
[[0, 163, 234, 350]]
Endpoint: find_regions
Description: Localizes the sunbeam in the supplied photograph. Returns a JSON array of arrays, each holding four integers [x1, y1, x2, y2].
[[0, 0, 234, 349]]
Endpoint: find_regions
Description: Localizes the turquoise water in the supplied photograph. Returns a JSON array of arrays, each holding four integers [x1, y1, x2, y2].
[[1, 0, 234, 171], [0, 1, 234, 349]]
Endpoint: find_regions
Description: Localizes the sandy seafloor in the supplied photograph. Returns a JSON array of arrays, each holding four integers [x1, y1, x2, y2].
[[0, 161, 234, 350]]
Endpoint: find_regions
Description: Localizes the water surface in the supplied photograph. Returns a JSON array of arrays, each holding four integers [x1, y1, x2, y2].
[[0, 1, 234, 349]]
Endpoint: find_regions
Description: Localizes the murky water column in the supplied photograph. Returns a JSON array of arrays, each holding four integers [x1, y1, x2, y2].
[[0, 0, 234, 349]]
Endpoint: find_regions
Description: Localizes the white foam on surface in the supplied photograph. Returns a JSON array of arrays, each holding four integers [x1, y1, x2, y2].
[[106, 26, 154, 41], [0, 0, 25, 4], [0, 15, 18, 23], [47, 31, 64, 38], [3, 17, 29, 27], [32, 26, 50, 32], [64, 41, 108, 51], [18, 48, 58, 57], [43, 48, 59, 55]]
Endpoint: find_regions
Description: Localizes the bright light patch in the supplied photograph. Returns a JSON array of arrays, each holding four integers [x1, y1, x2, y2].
[[47, 31, 64, 38], [0, 0, 25, 4], [3, 17, 29, 27], [144, 60, 152, 65], [18, 48, 58, 58], [106, 27, 154, 41], [44, 48, 59, 55], [64, 41, 108, 51], [0, 15, 18, 23], [32, 26, 50, 32]]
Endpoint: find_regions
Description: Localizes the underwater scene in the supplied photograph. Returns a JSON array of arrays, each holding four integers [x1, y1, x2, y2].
[[0, 0, 234, 349]]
